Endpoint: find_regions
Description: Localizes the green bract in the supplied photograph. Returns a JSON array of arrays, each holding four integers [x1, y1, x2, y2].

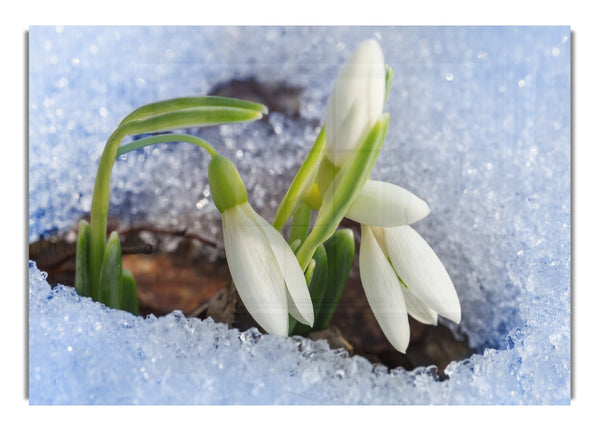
[[98, 231, 123, 309], [272, 127, 326, 231], [208, 155, 249, 213], [75, 219, 91, 298], [295, 113, 390, 271]]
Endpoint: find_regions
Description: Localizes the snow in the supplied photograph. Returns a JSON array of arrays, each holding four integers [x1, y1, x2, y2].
[[28, 26, 570, 404]]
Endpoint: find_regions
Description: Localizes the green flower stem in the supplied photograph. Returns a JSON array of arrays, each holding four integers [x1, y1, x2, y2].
[[117, 133, 217, 158], [295, 114, 390, 271], [89, 127, 126, 299], [272, 127, 326, 231]]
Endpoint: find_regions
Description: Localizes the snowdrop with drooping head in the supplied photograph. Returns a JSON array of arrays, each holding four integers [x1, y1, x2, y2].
[[322, 39, 461, 353], [208, 154, 314, 336], [359, 224, 461, 353]]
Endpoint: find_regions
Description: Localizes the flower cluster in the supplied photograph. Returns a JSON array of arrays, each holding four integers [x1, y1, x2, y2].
[[213, 39, 460, 353], [324, 39, 461, 352], [79, 38, 461, 355]]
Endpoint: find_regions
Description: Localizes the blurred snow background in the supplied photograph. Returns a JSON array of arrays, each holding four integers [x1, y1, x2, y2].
[[28, 26, 570, 404]]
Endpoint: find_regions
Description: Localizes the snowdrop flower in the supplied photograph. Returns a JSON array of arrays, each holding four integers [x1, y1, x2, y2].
[[325, 39, 386, 167], [359, 224, 461, 353], [342, 176, 460, 353], [321, 39, 460, 353], [208, 154, 314, 336]]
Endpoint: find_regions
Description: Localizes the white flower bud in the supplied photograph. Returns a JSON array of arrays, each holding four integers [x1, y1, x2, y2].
[[325, 39, 386, 167]]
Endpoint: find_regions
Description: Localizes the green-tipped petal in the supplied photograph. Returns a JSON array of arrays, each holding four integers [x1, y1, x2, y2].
[[403, 288, 438, 325], [385, 225, 461, 324], [359, 225, 410, 353], [345, 180, 430, 227], [243, 204, 314, 327]]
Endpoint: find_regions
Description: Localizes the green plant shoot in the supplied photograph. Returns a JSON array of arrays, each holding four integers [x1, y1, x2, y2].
[[76, 96, 267, 313]]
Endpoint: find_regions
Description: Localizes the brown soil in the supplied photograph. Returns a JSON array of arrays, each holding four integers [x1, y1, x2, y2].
[[29, 220, 473, 379]]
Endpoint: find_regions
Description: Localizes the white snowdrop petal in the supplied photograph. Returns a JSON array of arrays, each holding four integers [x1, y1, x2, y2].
[[359, 225, 410, 353], [244, 204, 314, 327], [222, 206, 289, 336], [325, 100, 363, 166], [345, 180, 431, 227], [370, 225, 389, 255], [403, 288, 439, 325], [385, 226, 461, 324]]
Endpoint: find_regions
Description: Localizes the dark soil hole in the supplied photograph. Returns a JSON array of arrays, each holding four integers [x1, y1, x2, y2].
[[30, 220, 474, 379], [209, 77, 303, 119]]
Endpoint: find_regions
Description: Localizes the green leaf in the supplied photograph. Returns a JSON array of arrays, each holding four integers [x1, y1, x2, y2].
[[289, 238, 302, 254], [75, 219, 91, 298], [291, 244, 328, 336], [288, 202, 313, 246], [272, 127, 326, 231], [121, 269, 139, 315], [98, 231, 123, 309], [295, 114, 389, 271], [119, 96, 268, 126], [314, 228, 355, 330], [117, 133, 217, 158], [118, 107, 265, 138]]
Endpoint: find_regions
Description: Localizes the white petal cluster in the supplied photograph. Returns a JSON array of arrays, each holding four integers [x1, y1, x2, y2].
[[359, 224, 460, 353], [222, 202, 314, 336], [326, 39, 461, 353], [345, 180, 431, 227]]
